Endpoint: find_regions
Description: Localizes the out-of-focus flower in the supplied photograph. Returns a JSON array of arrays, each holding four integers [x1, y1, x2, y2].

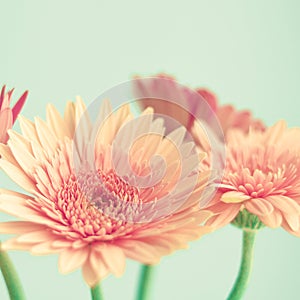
[[197, 89, 265, 134], [204, 121, 300, 234], [0, 85, 28, 143], [0, 97, 213, 287], [133, 74, 265, 139]]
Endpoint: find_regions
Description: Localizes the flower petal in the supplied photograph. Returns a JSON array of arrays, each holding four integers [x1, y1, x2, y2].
[[59, 247, 89, 274], [95, 244, 126, 277], [221, 191, 251, 204], [82, 249, 109, 287], [0, 221, 46, 234], [12, 90, 28, 123], [259, 209, 282, 228], [0, 108, 12, 143], [116, 239, 161, 264], [266, 195, 300, 215], [245, 198, 274, 216], [283, 214, 300, 232], [0, 160, 36, 192], [205, 204, 241, 228]]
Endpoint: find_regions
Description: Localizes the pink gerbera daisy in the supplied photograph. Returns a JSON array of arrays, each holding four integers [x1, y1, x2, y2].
[[205, 120, 300, 234], [0, 97, 214, 287], [0, 85, 28, 143], [133, 74, 265, 138]]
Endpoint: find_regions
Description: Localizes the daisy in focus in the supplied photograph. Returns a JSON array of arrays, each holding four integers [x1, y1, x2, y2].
[[205, 120, 300, 234], [0, 85, 28, 143], [0, 97, 214, 287]]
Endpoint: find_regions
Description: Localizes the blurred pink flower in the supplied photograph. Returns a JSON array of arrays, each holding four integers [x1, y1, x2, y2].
[[205, 121, 300, 235], [134, 74, 265, 138], [0, 97, 213, 287], [0, 85, 28, 143], [197, 88, 265, 135]]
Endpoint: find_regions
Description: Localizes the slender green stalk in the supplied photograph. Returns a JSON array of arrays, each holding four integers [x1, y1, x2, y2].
[[136, 264, 154, 300], [90, 283, 104, 300], [227, 230, 256, 300], [0, 244, 26, 300]]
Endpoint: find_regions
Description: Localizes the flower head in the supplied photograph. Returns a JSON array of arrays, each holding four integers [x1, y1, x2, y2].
[[0, 85, 28, 143], [197, 89, 265, 135], [205, 121, 300, 235], [134, 74, 265, 138], [0, 97, 213, 286]]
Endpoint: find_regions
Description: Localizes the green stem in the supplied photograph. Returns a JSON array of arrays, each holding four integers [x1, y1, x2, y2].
[[90, 283, 104, 300], [136, 264, 154, 300], [0, 243, 26, 300], [227, 230, 256, 300]]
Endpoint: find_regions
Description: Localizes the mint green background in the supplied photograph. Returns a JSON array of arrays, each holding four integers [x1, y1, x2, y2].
[[1, 1, 300, 299]]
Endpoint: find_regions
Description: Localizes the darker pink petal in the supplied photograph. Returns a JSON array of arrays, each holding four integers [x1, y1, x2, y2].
[[0, 85, 6, 107], [0, 85, 28, 143], [12, 90, 28, 123]]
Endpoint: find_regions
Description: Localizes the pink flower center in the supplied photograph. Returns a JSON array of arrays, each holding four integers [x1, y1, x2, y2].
[[225, 162, 300, 199], [56, 170, 142, 239], [97, 169, 140, 203]]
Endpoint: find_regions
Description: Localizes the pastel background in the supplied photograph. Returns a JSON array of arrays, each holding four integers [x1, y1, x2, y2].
[[1, 1, 300, 299]]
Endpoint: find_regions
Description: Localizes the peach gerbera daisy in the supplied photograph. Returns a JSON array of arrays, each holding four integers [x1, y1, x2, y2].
[[0, 97, 214, 287], [133, 74, 265, 138], [0, 85, 28, 143], [205, 120, 300, 234]]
